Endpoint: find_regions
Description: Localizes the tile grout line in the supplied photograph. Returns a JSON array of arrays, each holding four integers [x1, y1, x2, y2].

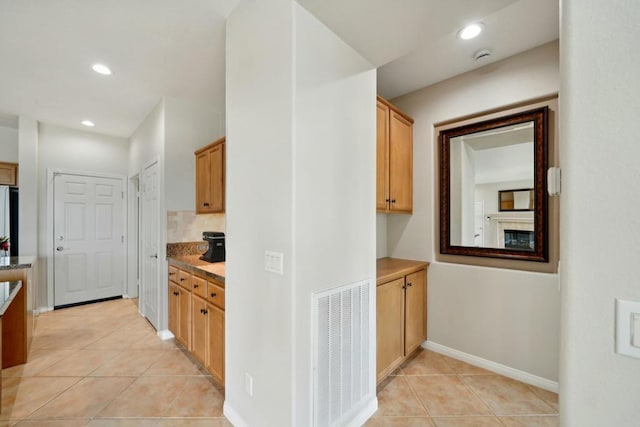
[[400, 371, 435, 423]]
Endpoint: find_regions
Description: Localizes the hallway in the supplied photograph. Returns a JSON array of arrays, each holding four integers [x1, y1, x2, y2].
[[1, 298, 229, 426], [1, 298, 558, 426]]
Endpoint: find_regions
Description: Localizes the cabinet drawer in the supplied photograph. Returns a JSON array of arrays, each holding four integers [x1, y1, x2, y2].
[[207, 282, 225, 310], [191, 275, 207, 299], [168, 266, 179, 284], [178, 270, 191, 289]]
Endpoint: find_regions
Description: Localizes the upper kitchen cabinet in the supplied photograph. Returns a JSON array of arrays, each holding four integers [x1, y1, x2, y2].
[[376, 96, 413, 213], [195, 137, 225, 214], [0, 162, 18, 186]]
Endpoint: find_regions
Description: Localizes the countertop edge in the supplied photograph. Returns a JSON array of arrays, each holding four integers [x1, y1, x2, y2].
[[167, 257, 225, 284], [0, 256, 35, 271], [0, 281, 22, 316], [376, 257, 429, 286]]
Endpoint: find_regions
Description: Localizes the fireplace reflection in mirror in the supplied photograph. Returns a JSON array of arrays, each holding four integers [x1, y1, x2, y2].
[[504, 229, 534, 251]]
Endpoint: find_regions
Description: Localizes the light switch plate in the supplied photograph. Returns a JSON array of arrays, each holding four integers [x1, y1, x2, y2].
[[615, 299, 640, 358], [264, 251, 284, 275], [632, 313, 640, 348]]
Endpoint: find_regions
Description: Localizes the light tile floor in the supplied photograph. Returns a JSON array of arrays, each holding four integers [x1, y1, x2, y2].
[[0, 298, 230, 427], [367, 350, 559, 427], [1, 298, 559, 427]]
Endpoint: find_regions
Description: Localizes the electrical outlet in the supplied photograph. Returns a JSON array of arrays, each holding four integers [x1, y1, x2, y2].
[[245, 373, 253, 397]]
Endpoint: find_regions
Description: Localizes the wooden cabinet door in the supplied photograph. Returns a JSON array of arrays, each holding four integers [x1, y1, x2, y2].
[[191, 296, 208, 365], [376, 278, 405, 382], [210, 142, 225, 213], [404, 269, 427, 355], [196, 150, 212, 213], [168, 283, 180, 338], [0, 162, 17, 186], [376, 101, 390, 211], [207, 303, 224, 383], [388, 111, 413, 213], [178, 287, 192, 350]]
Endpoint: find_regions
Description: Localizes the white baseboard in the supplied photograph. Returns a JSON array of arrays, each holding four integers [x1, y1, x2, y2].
[[423, 341, 559, 393], [345, 396, 378, 427], [36, 306, 54, 314], [157, 329, 174, 340], [224, 401, 248, 427]]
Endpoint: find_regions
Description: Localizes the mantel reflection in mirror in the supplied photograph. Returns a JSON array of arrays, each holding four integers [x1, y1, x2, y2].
[[439, 107, 548, 262]]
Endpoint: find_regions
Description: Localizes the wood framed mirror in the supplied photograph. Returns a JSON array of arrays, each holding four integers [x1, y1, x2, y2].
[[439, 107, 549, 262]]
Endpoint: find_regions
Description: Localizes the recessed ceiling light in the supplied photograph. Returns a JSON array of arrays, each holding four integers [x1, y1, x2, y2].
[[458, 23, 483, 40], [92, 63, 112, 75], [82, 120, 95, 127]]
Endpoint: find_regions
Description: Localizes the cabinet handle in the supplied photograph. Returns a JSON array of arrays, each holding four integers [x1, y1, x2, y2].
[[169, 272, 176, 276], [391, 199, 396, 204], [402, 285, 406, 290], [173, 291, 179, 296], [385, 198, 390, 203], [210, 292, 217, 298], [204, 202, 210, 207], [204, 309, 208, 315], [194, 284, 199, 289], [407, 282, 413, 288]]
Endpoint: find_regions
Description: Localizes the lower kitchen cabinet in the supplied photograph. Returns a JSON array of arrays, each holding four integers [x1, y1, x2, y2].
[[168, 265, 225, 385], [404, 269, 427, 355], [168, 282, 191, 350], [376, 278, 406, 380], [376, 258, 428, 383], [191, 296, 208, 365], [207, 303, 225, 383]]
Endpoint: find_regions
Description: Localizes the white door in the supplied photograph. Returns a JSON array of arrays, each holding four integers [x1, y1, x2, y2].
[[54, 173, 124, 307], [140, 162, 160, 329]]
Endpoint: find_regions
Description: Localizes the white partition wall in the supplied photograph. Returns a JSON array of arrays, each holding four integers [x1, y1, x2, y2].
[[225, 1, 376, 425]]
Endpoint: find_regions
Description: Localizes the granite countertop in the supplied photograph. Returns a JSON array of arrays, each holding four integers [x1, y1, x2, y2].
[[376, 257, 429, 286], [168, 255, 225, 284], [0, 256, 35, 271], [0, 281, 22, 316]]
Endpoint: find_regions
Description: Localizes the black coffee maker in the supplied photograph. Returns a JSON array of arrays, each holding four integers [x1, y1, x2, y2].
[[200, 232, 225, 263]]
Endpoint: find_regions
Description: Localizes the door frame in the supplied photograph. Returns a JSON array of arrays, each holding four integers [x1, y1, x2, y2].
[[127, 174, 140, 299], [137, 157, 169, 336], [45, 168, 127, 310]]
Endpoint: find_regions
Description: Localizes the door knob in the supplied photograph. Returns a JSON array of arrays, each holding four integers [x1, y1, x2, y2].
[[150, 254, 158, 259], [56, 246, 64, 252]]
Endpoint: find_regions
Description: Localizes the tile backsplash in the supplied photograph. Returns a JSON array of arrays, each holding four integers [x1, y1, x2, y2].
[[167, 211, 225, 243]]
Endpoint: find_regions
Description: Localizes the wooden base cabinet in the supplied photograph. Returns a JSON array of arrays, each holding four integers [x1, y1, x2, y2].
[[168, 282, 191, 350], [191, 296, 208, 365], [376, 259, 428, 383], [168, 265, 225, 385], [207, 303, 225, 383]]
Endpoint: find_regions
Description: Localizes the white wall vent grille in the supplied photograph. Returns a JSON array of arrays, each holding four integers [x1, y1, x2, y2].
[[312, 280, 373, 427]]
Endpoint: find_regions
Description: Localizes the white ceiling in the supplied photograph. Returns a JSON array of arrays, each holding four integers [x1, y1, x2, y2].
[[0, 0, 233, 137], [0, 0, 558, 138]]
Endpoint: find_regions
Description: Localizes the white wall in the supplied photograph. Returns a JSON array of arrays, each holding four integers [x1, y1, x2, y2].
[[293, 5, 376, 425], [164, 96, 225, 212], [18, 117, 38, 258], [387, 41, 561, 382], [560, 1, 640, 425], [37, 123, 129, 308], [226, 1, 376, 425], [0, 126, 19, 162], [226, 1, 295, 424], [128, 100, 164, 176]]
